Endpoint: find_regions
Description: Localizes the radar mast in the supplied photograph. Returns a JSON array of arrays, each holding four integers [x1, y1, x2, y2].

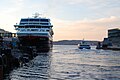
[[33, 13, 41, 18]]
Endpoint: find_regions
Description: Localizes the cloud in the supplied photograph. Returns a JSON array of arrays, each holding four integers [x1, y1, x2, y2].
[[47, 0, 120, 21], [52, 16, 120, 41], [0, 0, 25, 32], [0, 0, 120, 41], [64, 0, 120, 6]]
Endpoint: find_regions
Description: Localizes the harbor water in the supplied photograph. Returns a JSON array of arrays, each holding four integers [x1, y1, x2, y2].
[[7, 45, 120, 80]]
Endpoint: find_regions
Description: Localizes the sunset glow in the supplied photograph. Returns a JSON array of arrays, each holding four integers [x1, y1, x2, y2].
[[0, 0, 120, 41]]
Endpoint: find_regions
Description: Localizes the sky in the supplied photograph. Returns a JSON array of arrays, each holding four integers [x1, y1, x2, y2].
[[0, 0, 120, 41]]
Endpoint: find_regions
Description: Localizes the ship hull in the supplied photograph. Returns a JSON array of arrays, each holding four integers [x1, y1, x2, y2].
[[18, 36, 53, 52]]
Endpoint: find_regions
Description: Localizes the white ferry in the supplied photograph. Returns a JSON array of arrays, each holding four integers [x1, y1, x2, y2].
[[78, 40, 91, 49], [14, 13, 54, 52]]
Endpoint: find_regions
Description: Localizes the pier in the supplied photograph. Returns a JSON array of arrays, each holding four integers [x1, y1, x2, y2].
[[0, 33, 38, 79]]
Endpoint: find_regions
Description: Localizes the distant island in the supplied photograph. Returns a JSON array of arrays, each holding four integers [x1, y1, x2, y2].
[[53, 40, 99, 45]]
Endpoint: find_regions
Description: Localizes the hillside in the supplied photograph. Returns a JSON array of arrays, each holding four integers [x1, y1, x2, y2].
[[53, 40, 99, 45]]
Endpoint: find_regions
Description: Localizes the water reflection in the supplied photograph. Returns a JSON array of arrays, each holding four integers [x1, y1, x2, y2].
[[10, 53, 51, 80], [8, 45, 120, 80]]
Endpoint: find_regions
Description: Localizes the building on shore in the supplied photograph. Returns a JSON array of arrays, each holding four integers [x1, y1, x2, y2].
[[0, 29, 11, 37], [0, 28, 18, 50], [108, 28, 120, 48], [102, 38, 112, 48], [0, 28, 17, 37], [97, 28, 120, 50]]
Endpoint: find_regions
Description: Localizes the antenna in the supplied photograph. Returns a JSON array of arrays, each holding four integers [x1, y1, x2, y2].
[[33, 13, 41, 18]]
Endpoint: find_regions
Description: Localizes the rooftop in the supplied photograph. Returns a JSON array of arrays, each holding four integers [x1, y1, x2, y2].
[[0, 28, 11, 33], [108, 28, 120, 31]]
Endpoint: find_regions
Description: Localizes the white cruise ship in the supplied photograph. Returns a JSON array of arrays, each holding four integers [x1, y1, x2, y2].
[[14, 13, 54, 52]]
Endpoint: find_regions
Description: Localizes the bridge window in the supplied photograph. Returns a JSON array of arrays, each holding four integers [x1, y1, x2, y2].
[[21, 19, 28, 22], [40, 19, 49, 22], [41, 23, 48, 25], [29, 19, 39, 21]]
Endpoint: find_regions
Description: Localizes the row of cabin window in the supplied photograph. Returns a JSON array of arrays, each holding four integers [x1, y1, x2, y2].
[[21, 19, 49, 22], [20, 29, 49, 32], [18, 26, 51, 28], [20, 23, 49, 25]]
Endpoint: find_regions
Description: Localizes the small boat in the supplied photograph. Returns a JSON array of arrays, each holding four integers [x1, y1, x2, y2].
[[78, 40, 91, 49]]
